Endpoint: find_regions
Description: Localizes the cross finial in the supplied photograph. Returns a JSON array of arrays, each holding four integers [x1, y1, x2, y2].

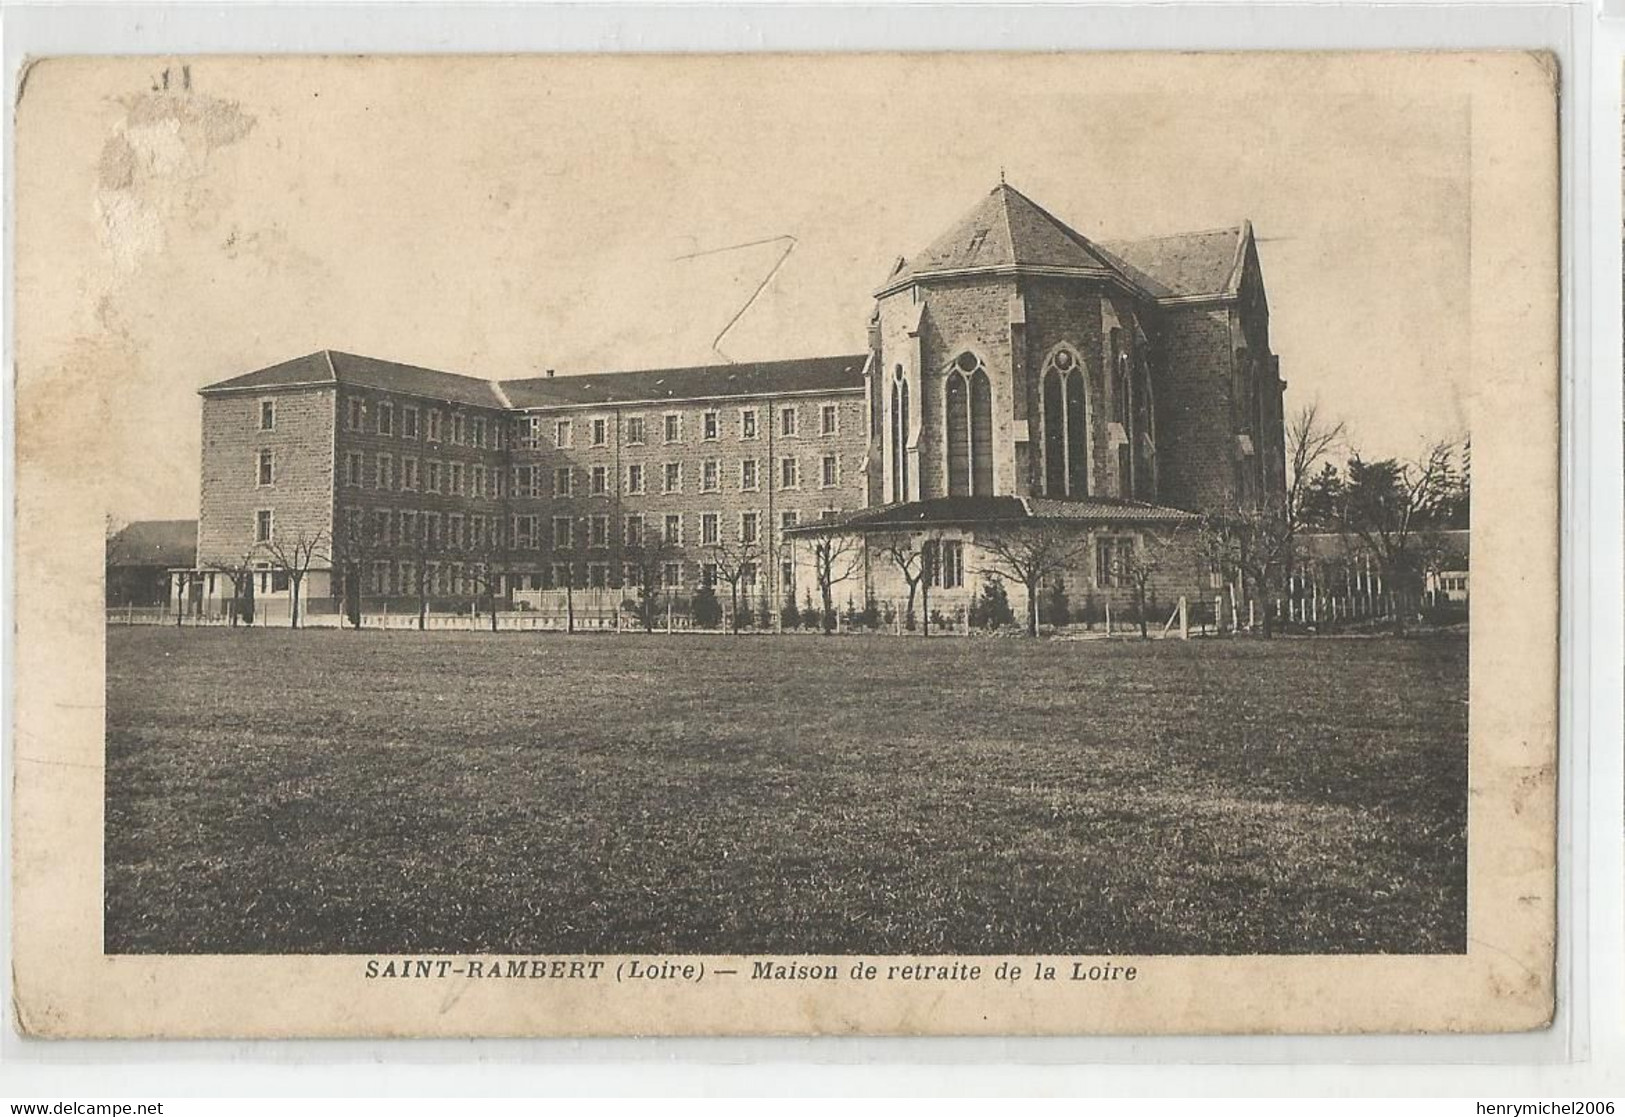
[[999, 167, 1006, 186]]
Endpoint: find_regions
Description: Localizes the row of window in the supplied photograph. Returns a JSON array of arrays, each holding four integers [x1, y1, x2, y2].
[[337, 451, 845, 496], [332, 506, 813, 553], [341, 453, 496, 497], [514, 402, 841, 451], [359, 558, 785, 596], [340, 397, 500, 448]]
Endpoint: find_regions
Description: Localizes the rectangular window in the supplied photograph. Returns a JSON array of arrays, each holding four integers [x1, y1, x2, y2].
[[428, 410, 441, 442], [555, 467, 572, 498], [453, 414, 465, 445], [664, 562, 681, 589], [780, 406, 797, 437], [821, 403, 838, 436], [624, 563, 641, 589], [556, 419, 573, 448], [940, 540, 964, 590], [740, 459, 759, 491], [663, 413, 681, 443], [1096, 536, 1132, 588], [701, 512, 719, 547], [346, 398, 363, 431], [448, 514, 465, 550], [702, 562, 718, 587], [821, 454, 838, 488], [376, 453, 393, 491], [663, 462, 681, 494], [403, 407, 419, 439], [425, 513, 441, 549], [740, 408, 758, 440], [255, 509, 273, 543], [511, 466, 527, 498], [257, 449, 273, 487], [346, 452, 364, 487], [400, 510, 418, 546], [780, 510, 799, 536], [740, 511, 759, 545], [703, 411, 719, 440], [589, 563, 608, 589], [625, 514, 644, 547], [378, 402, 394, 436], [702, 459, 719, 493], [663, 514, 681, 546], [627, 463, 645, 495], [591, 465, 608, 496], [530, 464, 545, 498], [449, 463, 464, 496], [513, 516, 533, 549], [781, 561, 795, 594], [472, 417, 485, 447], [402, 457, 419, 491], [553, 517, 572, 550], [590, 515, 609, 548], [426, 461, 441, 494], [592, 417, 607, 447], [372, 508, 391, 547], [259, 399, 276, 431], [488, 468, 500, 498], [780, 456, 800, 489], [741, 562, 757, 590], [549, 563, 570, 590], [626, 416, 646, 445], [470, 464, 484, 496]]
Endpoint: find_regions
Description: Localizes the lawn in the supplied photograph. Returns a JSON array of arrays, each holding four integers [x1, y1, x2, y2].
[[104, 627, 1468, 956]]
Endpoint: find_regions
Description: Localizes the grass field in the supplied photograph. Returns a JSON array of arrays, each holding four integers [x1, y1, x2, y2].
[[104, 626, 1467, 955]]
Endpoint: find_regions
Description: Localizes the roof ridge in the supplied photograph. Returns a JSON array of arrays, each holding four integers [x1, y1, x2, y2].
[[1097, 225, 1246, 245], [504, 351, 868, 385], [321, 349, 339, 381]]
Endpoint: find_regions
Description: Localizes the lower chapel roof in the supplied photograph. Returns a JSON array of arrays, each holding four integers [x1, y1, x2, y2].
[[787, 496, 1200, 535]]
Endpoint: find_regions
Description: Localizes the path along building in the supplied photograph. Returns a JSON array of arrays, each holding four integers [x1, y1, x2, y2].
[[188, 183, 1286, 625]]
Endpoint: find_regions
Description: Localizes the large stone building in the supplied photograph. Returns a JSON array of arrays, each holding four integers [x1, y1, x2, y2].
[[190, 183, 1286, 624]]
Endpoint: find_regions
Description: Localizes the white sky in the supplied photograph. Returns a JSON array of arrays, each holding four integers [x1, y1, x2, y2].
[[17, 54, 1476, 522]]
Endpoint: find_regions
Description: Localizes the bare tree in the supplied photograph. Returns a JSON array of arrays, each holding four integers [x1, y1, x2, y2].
[[871, 531, 940, 635], [261, 528, 329, 628], [462, 515, 510, 632], [206, 547, 262, 628], [623, 537, 680, 632], [330, 509, 382, 629], [1336, 440, 1458, 635], [705, 534, 761, 634], [808, 531, 864, 634], [1286, 402, 1346, 529], [1109, 531, 1172, 638], [975, 520, 1092, 637], [1200, 494, 1296, 637]]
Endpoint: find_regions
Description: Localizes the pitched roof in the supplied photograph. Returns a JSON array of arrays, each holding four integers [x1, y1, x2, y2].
[[1095, 226, 1249, 301], [788, 495, 1198, 534], [502, 354, 868, 410], [201, 350, 507, 409], [107, 520, 197, 568], [880, 184, 1128, 294]]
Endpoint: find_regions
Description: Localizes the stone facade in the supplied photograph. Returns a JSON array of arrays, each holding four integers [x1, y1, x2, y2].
[[194, 183, 1286, 621]]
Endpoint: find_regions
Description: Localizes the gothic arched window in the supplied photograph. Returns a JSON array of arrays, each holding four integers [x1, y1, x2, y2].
[[943, 352, 993, 497], [1041, 347, 1090, 498], [970, 367, 993, 496], [890, 364, 911, 502]]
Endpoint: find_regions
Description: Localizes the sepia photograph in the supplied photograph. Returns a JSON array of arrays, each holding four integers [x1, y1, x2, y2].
[[12, 50, 1555, 1036]]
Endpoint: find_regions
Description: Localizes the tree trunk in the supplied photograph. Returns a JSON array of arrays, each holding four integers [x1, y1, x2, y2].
[[289, 574, 302, 628], [566, 578, 575, 634], [1026, 577, 1040, 637], [730, 585, 740, 634], [921, 580, 931, 637], [821, 585, 834, 634], [1137, 584, 1148, 638]]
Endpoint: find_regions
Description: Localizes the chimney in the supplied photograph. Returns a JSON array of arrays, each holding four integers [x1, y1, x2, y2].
[[546, 368, 555, 379]]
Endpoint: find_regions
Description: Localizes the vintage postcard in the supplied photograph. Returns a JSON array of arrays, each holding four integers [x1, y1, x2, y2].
[[11, 51, 1556, 1037]]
